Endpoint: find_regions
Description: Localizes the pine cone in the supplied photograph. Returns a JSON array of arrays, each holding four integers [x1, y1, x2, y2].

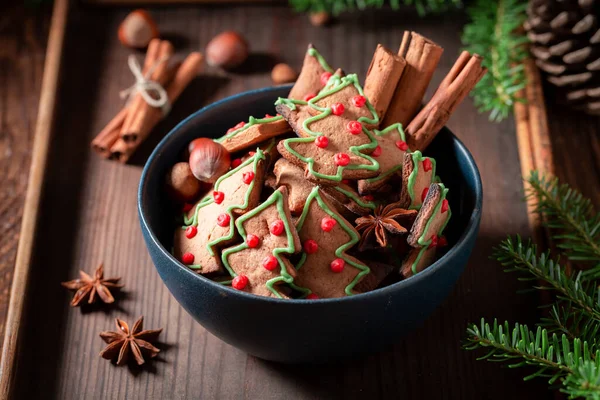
[[525, 0, 600, 115]]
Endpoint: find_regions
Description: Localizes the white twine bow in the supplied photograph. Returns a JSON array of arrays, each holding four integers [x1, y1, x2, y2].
[[120, 54, 171, 115]]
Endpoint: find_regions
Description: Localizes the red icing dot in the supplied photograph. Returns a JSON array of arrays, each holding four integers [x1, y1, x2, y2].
[[330, 258, 345, 273], [363, 194, 374, 201], [395, 140, 408, 151], [182, 203, 193, 212], [262, 255, 278, 271], [315, 136, 329, 148], [246, 234, 260, 248], [423, 158, 433, 172], [242, 171, 255, 184], [346, 121, 362, 135], [304, 239, 318, 254], [341, 179, 351, 184], [270, 220, 285, 236], [264, 113, 274, 118], [232, 275, 248, 290], [227, 121, 246, 134], [351, 95, 366, 107], [331, 103, 345, 116], [216, 213, 230, 227], [441, 199, 449, 213], [307, 293, 319, 300], [372, 145, 382, 157], [321, 217, 337, 232], [428, 234, 438, 249], [303, 93, 316, 101], [231, 158, 242, 168], [438, 236, 448, 247], [185, 226, 197, 239], [320, 72, 332, 86], [334, 153, 350, 166], [213, 191, 225, 204], [421, 187, 429, 202], [182, 252, 195, 264], [248, 151, 256, 156]]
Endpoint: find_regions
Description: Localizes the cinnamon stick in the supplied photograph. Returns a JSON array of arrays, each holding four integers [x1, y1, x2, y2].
[[110, 52, 204, 163], [91, 108, 128, 157], [363, 44, 406, 125], [381, 32, 444, 128], [121, 38, 162, 135], [405, 51, 487, 151], [121, 40, 174, 143]]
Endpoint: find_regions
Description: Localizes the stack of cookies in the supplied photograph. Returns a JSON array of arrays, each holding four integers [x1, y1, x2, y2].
[[169, 35, 486, 299]]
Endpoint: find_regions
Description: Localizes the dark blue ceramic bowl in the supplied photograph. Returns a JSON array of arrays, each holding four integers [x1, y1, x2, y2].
[[138, 85, 482, 363]]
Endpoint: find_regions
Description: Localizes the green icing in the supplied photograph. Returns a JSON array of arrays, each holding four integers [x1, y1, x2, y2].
[[332, 186, 377, 210], [307, 47, 334, 73], [276, 74, 381, 183], [221, 189, 309, 298], [295, 187, 370, 296], [411, 183, 452, 274], [180, 149, 266, 257], [215, 114, 284, 143], [365, 123, 409, 183], [406, 151, 438, 210]]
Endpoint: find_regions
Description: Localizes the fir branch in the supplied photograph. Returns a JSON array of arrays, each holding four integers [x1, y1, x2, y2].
[[461, 0, 528, 122], [540, 304, 600, 348], [494, 237, 600, 324], [288, 0, 460, 16], [563, 361, 600, 399], [527, 171, 600, 271]]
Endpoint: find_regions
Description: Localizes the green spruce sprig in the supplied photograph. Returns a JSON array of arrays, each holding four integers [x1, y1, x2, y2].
[[461, 0, 528, 122], [527, 171, 600, 271], [465, 172, 600, 399], [288, 0, 460, 18]]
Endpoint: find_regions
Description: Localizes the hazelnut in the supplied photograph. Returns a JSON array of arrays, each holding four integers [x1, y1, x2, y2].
[[166, 162, 202, 202], [309, 12, 331, 27], [271, 63, 298, 84], [118, 9, 159, 49], [206, 31, 249, 69]]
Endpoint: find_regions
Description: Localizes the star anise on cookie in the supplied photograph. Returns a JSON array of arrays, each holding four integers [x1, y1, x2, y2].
[[99, 316, 163, 366], [61, 263, 123, 307], [355, 203, 417, 250]]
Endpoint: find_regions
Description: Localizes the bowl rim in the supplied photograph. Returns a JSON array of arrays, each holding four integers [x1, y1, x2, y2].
[[138, 85, 483, 305]]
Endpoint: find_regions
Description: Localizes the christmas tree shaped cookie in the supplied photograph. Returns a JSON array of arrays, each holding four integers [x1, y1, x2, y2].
[[221, 187, 303, 298], [294, 187, 371, 298], [288, 44, 335, 101], [173, 150, 267, 275], [399, 151, 438, 210], [357, 123, 411, 194], [402, 182, 451, 277], [215, 114, 290, 153], [275, 74, 381, 184]]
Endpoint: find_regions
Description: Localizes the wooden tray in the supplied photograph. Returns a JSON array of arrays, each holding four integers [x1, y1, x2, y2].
[[0, 1, 557, 399]]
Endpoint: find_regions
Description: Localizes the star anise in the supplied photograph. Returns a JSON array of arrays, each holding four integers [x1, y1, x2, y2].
[[355, 202, 417, 250], [99, 316, 163, 366], [61, 263, 123, 307]]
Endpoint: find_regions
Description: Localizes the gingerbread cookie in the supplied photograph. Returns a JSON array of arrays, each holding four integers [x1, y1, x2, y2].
[[288, 44, 335, 101], [221, 187, 303, 298], [400, 246, 437, 278], [265, 158, 316, 215], [293, 187, 370, 298], [173, 149, 267, 274], [399, 151, 438, 210], [357, 123, 411, 194], [215, 114, 290, 153], [275, 74, 381, 184], [354, 260, 396, 293], [320, 180, 377, 216]]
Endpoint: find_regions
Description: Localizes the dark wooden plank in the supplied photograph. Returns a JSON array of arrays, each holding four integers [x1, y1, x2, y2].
[[0, 1, 51, 352], [8, 4, 599, 400]]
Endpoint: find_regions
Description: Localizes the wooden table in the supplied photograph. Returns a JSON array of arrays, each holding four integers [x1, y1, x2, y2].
[[1, 1, 599, 398]]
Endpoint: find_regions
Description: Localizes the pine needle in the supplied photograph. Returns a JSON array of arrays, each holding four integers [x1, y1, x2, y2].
[[288, 0, 461, 17], [461, 0, 528, 122]]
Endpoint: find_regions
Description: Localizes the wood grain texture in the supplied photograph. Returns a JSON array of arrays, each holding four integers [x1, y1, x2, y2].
[[1, 4, 598, 400]]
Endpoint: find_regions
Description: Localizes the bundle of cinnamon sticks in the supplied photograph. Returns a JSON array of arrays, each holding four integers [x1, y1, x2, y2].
[[92, 39, 203, 163]]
